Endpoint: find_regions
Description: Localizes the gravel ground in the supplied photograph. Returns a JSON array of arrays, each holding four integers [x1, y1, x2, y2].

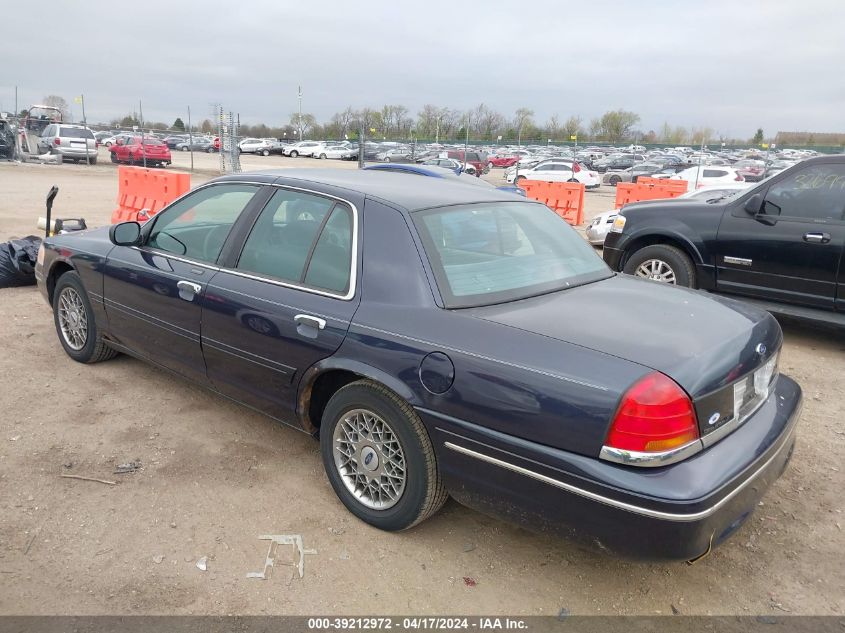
[[0, 154, 842, 616]]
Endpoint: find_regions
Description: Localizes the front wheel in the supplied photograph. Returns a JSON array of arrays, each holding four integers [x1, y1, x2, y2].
[[180, 146, 188, 151], [623, 244, 696, 287], [261, 149, 270, 156], [53, 272, 118, 363], [319, 153, 327, 159], [290, 150, 299, 158], [320, 380, 447, 531]]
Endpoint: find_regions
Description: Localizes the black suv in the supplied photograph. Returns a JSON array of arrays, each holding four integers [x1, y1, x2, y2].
[[603, 155, 845, 326]]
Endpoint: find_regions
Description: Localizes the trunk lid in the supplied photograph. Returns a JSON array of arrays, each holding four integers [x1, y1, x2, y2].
[[466, 274, 782, 402]]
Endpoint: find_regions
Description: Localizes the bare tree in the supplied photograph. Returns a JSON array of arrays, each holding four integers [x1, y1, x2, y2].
[[545, 114, 561, 140], [289, 112, 316, 138], [513, 108, 534, 145], [562, 115, 582, 140], [42, 95, 69, 118], [330, 106, 356, 139]]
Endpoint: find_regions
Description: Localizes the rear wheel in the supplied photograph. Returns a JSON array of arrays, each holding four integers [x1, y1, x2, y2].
[[290, 150, 299, 158], [609, 175, 621, 186], [320, 380, 447, 531], [110, 152, 118, 163], [623, 244, 696, 288], [89, 156, 97, 166], [261, 149, 270, 156], [181, 146, 188, 151], [53, 272, 118, 363], [319, 153, 327, 159]]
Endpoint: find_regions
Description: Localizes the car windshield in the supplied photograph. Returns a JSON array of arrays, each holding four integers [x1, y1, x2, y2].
[[60, 127, 94, 139], [413, 202, 611, 308]]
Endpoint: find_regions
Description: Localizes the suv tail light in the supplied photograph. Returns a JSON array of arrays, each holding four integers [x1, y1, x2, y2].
[[605, 372, 699, 453], [54, 138, 61, 146]]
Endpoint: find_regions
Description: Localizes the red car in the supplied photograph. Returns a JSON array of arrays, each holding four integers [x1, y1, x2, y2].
[[446, 150, 490, 176], [488, 155, 520, 168], [109, 136, 172, 167]]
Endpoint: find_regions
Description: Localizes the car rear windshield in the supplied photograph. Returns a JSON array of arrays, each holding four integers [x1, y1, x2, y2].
[[413, 202, 611, 308], [143, 138, 164, 145], [60, 127, 94, 139]]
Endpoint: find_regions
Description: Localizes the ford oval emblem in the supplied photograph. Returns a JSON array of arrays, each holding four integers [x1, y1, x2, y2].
[[364, 452, 374, 466], [755, 343, 767, 356], [708, 412, 721, 426]]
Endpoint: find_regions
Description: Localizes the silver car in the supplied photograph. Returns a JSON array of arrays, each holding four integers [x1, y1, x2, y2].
[[38, 124, 98, 164]]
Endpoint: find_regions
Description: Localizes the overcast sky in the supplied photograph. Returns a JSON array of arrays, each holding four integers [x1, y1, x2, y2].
[[2, 0, 842, 138]]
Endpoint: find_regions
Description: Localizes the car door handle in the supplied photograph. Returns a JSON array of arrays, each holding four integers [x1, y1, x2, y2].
[[176, 280, 202, 301], [803, 232, 831, 244], [294, 314, 326, 330]]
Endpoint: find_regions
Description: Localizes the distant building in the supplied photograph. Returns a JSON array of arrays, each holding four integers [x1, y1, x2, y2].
[[775, 131, 845, 146]]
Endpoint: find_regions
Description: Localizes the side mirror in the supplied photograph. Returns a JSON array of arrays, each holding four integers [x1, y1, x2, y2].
[[109, 221, 141, 246], [743, 193, 763, 215]]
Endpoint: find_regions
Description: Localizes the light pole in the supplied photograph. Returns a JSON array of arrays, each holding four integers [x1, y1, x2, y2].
[[298, 85, 303, 140]]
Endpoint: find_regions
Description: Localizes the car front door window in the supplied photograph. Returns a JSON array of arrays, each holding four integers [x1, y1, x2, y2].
[[763, 165, 845, 221], [146, 184, 259, 263]]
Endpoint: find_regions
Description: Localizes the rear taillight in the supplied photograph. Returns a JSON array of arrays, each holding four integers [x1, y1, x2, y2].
[[573, 162, 582, 173], [735, 174, 744, 181], [54, 138, 60, 146], [605, 372, 699, 453]]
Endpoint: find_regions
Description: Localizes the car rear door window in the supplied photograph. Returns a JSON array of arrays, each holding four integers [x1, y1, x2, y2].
[[146, 184, 259, 263], [763, 165, 845, 221], [237, 189, 353, 293]]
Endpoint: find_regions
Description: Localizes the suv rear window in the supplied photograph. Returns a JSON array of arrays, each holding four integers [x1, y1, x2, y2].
[[60, 127, 94, 139]]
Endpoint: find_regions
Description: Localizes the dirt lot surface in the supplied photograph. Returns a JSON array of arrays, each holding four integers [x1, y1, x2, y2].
[[0, 155, 843, 616]]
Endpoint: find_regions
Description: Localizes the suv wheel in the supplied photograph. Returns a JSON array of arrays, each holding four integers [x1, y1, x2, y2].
[[623, 244, 696, 287]]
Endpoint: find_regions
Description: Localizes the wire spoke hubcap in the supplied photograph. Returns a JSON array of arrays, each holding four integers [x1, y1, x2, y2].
[[58, 287, 88, 351], [333, 408, 406, 510], [635, 259, 677, 284]]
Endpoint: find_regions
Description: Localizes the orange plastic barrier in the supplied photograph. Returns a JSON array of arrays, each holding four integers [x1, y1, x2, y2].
[[614, 179, 689, 209], [111, 166, 190, 224], [517, 180, 585, 225], [636, 177, 688, 193]]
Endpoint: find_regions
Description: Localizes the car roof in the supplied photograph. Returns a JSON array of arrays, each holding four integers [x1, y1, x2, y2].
[[224, 168, 519, 211]]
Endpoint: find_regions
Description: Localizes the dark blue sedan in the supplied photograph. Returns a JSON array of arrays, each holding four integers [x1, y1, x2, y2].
[[35, 169, 801, 560]]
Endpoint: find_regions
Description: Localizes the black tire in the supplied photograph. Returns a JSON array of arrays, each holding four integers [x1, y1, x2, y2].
[[128, 153, 136, 166], [180, 146, 188, 151], [319, 153, 327, 159], [261, 149, 270, 156], [52, 271, 118, 363], [206, 147, 213, 153], [609, 175, 620, 186], [110, 152, 118, 163], [622, 244, 696, 288], [290, 150, 299, 158], [320, 380, 447, 531], [89, 156, 97, 166]]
